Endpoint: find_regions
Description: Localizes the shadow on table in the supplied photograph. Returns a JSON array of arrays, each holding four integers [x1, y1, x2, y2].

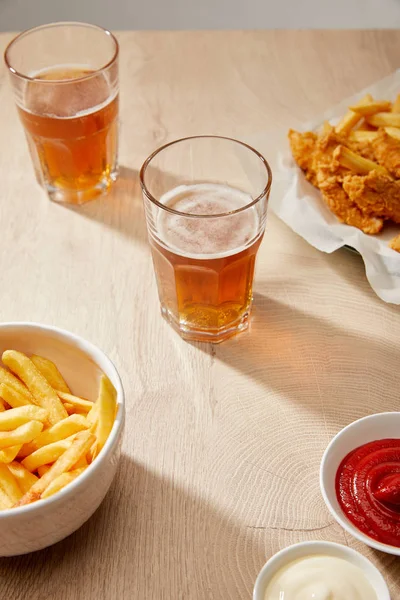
[[370, 547, 400, 594], [59, 164, 182, 246], [0, 456, 265, 599], [60, 166, 148, 244], [194, 288, 400, 425]]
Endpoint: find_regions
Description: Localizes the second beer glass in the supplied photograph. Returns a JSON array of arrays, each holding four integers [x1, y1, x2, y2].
[[140, 136, 272, 343]]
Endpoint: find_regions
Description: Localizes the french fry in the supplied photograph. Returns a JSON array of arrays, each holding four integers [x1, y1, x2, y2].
[[94, 375, 117, 453], [385, 126, 400, 141], [2, 351, 68, 425], [392, 94, 400, 113], [0, 383, 32, 409], [333, 145, 389, 175], [31, 355, 71, 394], [8, 461, 38, 493], [0, 399, 5, 412], [357, 121, 377, 131], [0, 463, 23, 504], [335, 94, 373, 134], [322, 121, 333, 134], [0, 487, 13, 509], [16, 431, 96, 505], [0, 445, 22, 463], [41, 468, 86, 499], [72, 455, 88, 469], [367, 112, 400, 128], [86, 402, 98, 426], [349, 100, 392, 116], [37, 465, 51, 477], [21, 435, 76, 472], [18, 414, 88, 458], [57, 391, 93, 413], [0, 368, 34, 405], [0, 405, 48, 431], [0, 420, 43, 450], [348, 130, 379, 142]]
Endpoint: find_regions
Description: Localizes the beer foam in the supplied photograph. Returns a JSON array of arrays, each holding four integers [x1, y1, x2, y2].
[[157, 183, 259, 259], [22, 64, 116, 119]]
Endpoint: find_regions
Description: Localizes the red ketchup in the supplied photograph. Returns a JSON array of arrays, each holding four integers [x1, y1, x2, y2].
[[336, 438, 400, 547]]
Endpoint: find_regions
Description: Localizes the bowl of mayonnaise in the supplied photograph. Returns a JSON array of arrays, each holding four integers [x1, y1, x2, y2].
[[253, 540, 390, 600]]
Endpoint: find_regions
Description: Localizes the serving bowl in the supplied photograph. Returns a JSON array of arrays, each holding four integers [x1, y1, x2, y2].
[[253, 540, 390, 600], [0, 322, 125, 556], [320, 412, 400, 556]]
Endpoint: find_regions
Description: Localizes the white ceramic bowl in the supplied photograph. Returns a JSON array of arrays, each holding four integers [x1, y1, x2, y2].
[[0, 322, 125, 556], [253, 541, 390, 600], [320, 412, 400, 556]]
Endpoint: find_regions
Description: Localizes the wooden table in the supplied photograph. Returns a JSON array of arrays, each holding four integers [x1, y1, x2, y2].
[[0, 30, 399, 599]]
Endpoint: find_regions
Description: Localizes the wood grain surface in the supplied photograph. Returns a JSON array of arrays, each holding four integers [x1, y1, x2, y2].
[[0, 30, 400, 599]]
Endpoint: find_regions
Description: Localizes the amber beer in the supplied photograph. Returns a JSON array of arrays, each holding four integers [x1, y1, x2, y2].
[[18, 67, 118, 203], [149, 183, 263, 341], [5, 22, 119, 204]]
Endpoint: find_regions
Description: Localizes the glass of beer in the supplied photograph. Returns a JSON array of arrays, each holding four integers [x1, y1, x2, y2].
[[140, 136, 272, 343], [4, 22, 119, 204]]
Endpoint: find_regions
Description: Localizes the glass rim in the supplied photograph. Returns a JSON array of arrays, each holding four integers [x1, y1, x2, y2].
[[139, 135, 273, 219], [4, 21, 119, 83]]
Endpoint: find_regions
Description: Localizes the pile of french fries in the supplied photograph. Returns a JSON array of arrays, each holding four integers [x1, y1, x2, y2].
[[332, 92, 400, 174], [0, 350, 117, 509]]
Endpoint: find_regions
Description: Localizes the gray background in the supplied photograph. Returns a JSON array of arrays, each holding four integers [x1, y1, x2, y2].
[[0, 0, 400, 30]]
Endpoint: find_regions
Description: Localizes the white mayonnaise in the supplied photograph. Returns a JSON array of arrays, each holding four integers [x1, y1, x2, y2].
[[263, 555, 376, 600]]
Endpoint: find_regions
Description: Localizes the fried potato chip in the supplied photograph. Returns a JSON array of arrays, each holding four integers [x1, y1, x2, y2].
[[18, 414, 88, 458], [8, 461, 38, 494], [21, 434, 76, 472], [0, 420, 43, 450], [0, 405, 48, 431], [0, 463, 23, 504], [41, 467, 86, 499], [31, 355, 71, 394], [16, 431, 96, 505], [2, 351, 68, 425]]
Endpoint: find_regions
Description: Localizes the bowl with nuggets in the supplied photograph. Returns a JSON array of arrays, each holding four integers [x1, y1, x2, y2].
[[0, 322, 125, 556]]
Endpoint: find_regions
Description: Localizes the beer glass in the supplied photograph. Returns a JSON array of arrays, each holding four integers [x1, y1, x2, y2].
[[4, 22, 119, 204], [140, 136, 272, 343]]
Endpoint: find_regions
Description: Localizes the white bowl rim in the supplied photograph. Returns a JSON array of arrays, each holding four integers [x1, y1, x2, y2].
[[0, 321, 125, 519], [253, 540, 390, 600], [320, 412, 400, 556]]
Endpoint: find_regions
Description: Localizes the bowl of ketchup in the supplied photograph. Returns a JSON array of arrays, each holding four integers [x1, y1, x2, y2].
[[320, 412, 400, 556]]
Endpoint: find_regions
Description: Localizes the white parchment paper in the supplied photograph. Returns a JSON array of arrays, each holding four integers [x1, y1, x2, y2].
[[272, 70, 400, 304]]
